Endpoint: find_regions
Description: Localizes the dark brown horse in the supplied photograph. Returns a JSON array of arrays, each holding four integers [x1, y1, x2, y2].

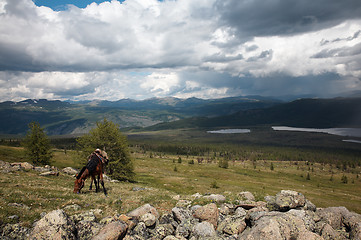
[[74, 151, 108, 195]]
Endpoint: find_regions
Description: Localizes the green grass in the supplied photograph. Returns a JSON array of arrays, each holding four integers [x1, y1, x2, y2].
[[1, 128, 360, 227]]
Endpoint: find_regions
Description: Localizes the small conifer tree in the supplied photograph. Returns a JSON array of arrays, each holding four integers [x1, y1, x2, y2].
[[77, 118, 134, 182], [23, 122, 52, 165]]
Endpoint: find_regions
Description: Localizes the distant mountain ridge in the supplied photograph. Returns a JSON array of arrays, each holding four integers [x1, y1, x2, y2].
[[0, 96, 281, 135], [144, 97, 361, 131]]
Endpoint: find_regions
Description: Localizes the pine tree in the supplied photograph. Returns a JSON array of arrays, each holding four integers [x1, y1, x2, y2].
[[77, 118, 135, 182], [23, 122, 52, 165]]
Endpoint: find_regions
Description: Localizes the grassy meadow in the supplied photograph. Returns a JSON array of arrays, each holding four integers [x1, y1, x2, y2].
[[0, 127, 361, 227]]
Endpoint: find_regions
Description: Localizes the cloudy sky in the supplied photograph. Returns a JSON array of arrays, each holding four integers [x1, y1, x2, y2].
[[1, 0, 361, 101]]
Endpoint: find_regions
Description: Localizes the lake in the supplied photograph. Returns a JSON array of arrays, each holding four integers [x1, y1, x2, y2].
[[272, 126, 361, 138], [207, 129, 251, 134]]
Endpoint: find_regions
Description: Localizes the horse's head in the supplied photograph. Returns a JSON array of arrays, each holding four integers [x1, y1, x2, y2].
[[73, 177, 84, 194]]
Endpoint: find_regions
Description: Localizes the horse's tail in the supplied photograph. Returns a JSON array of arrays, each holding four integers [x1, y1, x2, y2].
[[76, 166, 87, 179]]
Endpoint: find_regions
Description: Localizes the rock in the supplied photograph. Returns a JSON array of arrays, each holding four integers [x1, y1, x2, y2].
[[63, 204, 81, 211], [343, 211, 361, 240], [34, 166, 51, 172], [71, 211, 96, 223], [317, 206, 349, 229], [217, 215, 246, 235], [172, 207, 192, 223], [191, 193, 203, 200], [318, 223, 348, 240], [76, 220, 102, 240], [203, 194, 226, 203], [239, 211, 313, 240], [8, 202, 31, 210], [176, 200, 192, 208], [140, 213, 157, 227], [234, 207, 247, 218], [192, 221, 216, 238], [39, 171, 59, 176], [127, 204, 159, 220], [132, 222, 148, 238], [29, 209, 76, 240], [7, 215, 19, 222], [287, 209, 316, 232], [193, 203, 219, 228], [62, 167, 78, 175], [239, 191, 255, 202], [1, 223, 30, 240], [10, 162, 34, 170], [150, 224, 174, 239], [91, 221, 128, 240], [304, 199, 317, 212], [159, 213, 179, 229], [266, 190, 306, 211], [175, 218, 199, 238]]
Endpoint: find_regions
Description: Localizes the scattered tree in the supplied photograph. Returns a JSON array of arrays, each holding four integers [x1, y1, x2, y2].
[[270, 162, 274, 171], [77, 118, 135, 182], [341, 175, 348, 184], [23, 122, 52, 165]]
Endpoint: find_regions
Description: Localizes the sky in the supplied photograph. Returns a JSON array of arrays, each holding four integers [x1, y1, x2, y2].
[[0, 0, 361, 102]]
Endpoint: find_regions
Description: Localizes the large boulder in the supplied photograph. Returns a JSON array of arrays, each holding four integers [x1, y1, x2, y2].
[[172, 207, 192, 223], [127, 204, 159, 220], [193, 203, 219, 229], [192, 221, 216, 238], [239, 211, 318, 240], [91, 221, 128, 240], [266, 190, 306, 212], [29, 209, 76, 240]]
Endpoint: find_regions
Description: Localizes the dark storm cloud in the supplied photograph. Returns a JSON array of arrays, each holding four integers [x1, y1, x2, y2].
[[215, 0, 361, 41], [312, 43, 361, 58]]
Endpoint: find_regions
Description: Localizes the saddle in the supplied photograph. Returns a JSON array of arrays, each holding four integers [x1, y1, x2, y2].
[[76, 153, 101, 179]]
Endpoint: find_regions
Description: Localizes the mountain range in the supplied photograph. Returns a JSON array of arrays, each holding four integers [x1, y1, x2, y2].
[[0, 96, 360, 135]]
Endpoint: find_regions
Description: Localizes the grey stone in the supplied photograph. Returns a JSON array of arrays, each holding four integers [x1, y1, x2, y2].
[[76, 220, 102, 240], [1, 223, 30, 240], [239, 191, 255, 202], [62, 167, 78, 175], [175, 218, 199, 238], [71, 211, 96, 223], [149, 224, 174, 240], [63, 204, 81, 211], [140, 213, 156, 227], [192, 221, 216, 238], [172, 207, 192, 223], [203, 194, 226, 203], [29, 209, 76, 240]]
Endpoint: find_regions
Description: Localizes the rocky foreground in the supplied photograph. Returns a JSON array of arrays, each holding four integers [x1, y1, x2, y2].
[[1, 161, 361, 239], [1, 189, 360, 240]]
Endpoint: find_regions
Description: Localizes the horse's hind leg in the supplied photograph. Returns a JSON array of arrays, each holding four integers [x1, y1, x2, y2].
[[99, 174, 107, 196], [89, 178, 93, 190]]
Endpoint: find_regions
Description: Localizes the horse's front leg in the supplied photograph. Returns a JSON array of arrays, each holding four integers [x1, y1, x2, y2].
[[99, 174, 107, 196]]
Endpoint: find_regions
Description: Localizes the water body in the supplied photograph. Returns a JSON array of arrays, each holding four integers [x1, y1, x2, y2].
[[342, 140, 361, 144], [207, 129, 251, 134], [272, 126, 361, 138]]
